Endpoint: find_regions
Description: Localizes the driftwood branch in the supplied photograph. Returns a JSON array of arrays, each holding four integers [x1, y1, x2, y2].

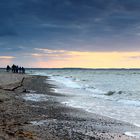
[[0, 77, 25, 91]]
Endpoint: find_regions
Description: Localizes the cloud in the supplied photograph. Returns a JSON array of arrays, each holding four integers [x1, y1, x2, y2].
[[127, 56, 140, 59], [32, 48, 78, 60], [35, 48, 66, 53], [1, 0, 140, 68], [26, 51, 140, 68], [0, 56, 15, 67], [40, 23, 83, 29], [0, 56, 15, 59]]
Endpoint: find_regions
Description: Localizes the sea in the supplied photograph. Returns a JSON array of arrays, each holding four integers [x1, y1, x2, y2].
[[27, 68, 140, 128]]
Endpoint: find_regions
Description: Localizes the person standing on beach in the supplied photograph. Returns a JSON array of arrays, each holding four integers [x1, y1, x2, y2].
[[6, 65, 11, 72], [21, 67, 25, 74], [12, 64, 14, 72], [12, 64, 16, 73], [19, 67, 22, 73], [16, 65, 19, 73]]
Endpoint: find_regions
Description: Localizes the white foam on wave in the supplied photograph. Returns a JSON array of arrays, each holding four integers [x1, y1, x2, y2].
[[23, 94, 48, 102], [118, 99, 140, 107], [51, 88, 58, 93], [50, 75, 107, 97], [133, 123, 140, 128], [91, 94, 111, 100], [27, 71, 48, 76], [28, 70, 106, 97], [86, 87, 105, 94], [50, 76, 81, 88], [125, 131, 140, 139]]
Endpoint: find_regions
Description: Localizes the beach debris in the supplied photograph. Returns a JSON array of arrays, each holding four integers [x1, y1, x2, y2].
[[22, 89, 31, 93], [0, 78, 25, 91], [22, 89, 27, 93]]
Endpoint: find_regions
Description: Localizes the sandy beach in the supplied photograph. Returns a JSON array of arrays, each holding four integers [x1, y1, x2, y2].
[[0, 72, 139, 140]]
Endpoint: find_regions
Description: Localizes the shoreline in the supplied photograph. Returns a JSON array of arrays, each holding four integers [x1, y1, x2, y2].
[[0, 72, 139, 139]]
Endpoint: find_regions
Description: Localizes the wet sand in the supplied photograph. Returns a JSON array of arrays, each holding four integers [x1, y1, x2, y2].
[[0, 72, 139, 140]]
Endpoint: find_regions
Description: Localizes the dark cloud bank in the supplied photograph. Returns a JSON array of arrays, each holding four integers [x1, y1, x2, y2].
[[0, 0, 140, 56]]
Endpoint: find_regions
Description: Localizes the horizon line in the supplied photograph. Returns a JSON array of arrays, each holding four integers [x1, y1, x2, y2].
[[1, 67, 140, 70]]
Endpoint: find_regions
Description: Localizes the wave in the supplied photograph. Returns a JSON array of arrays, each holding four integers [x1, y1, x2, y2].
[[118, 99, 140, 107], [28, 70, 140, 106], [125, 131, 140, 139], [50, 76, 82, 89]]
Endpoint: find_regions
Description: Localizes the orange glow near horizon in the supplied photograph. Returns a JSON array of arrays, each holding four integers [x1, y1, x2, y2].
[[31, 51, 140, 68]]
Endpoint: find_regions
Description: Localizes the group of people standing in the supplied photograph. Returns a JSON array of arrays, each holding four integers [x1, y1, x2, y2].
[[6, 64, 25, 74]]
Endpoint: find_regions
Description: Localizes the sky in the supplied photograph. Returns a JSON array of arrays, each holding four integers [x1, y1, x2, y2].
[[0, 0, 140, 68]]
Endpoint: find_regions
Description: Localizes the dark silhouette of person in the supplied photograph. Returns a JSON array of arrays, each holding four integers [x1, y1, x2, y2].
[[16, 65, 19, 73], [6, 65, 10, 72], [12, 64, 14, 73], [12, 65, 14, 72], [21, 67, 25, 74], [12, 64, 16, 73], [19, 67, 22, 73]]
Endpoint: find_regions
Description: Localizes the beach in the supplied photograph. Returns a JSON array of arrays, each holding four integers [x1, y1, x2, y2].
[[0, 72, 139, 140]]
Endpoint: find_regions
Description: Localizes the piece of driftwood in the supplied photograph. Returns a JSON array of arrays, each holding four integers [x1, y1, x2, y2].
[[0, 78, 25, 91]]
